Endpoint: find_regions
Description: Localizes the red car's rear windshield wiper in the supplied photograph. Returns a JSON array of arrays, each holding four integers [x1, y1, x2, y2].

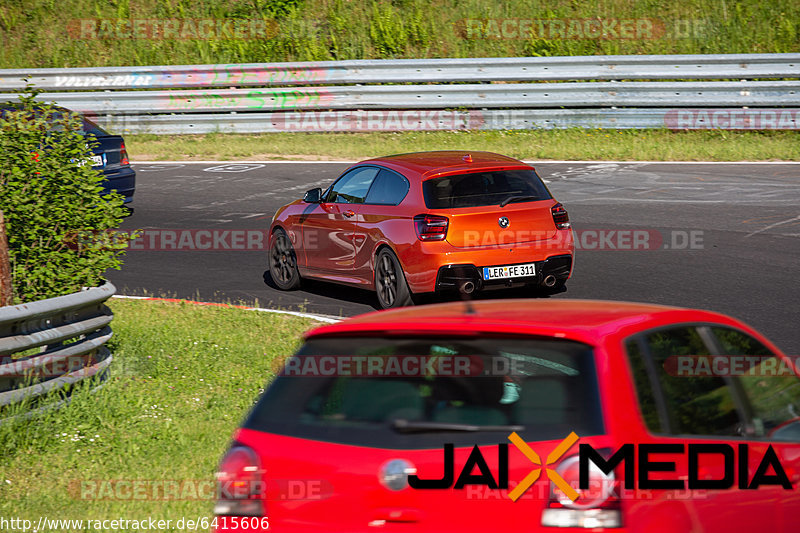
[[499, 195, 538, 207], [392, 419, 524, 433]]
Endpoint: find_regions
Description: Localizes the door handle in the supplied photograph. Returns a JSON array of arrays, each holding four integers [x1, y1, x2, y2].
[[371, 508, 421, 523], [343, 210, 355, 218]]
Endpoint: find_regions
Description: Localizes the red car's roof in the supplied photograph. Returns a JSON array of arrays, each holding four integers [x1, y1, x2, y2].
[[306, 299, 759, 348], [359, 151, 530, 180]]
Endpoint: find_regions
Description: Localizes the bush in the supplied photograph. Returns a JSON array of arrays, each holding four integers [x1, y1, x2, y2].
[[0, 92, 128, 304]]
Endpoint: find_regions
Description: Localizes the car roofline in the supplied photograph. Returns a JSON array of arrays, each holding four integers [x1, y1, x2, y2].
[[302, 299, 777, 353]]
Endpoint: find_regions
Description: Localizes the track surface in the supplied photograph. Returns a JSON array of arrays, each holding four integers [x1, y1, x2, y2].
[[108, 161, 800, 354]]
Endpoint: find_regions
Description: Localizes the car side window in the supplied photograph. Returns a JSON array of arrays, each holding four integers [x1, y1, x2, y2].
[[711, 327, 800, 441], [327, 167, 380, 204], [625, 339, 665, 433], [364, 169, 410, 206], [626, 326, 744, 437]]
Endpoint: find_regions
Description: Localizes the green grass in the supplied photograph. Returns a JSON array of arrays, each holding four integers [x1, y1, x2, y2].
[[1, 0, 798, 68], [128, 129, 800, 161], [0, 299, 318, 529]]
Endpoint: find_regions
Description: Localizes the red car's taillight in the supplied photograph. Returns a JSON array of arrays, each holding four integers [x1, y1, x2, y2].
[[414, 214, 449, 241], [551, 202, 570, 229], [214, 445, 265, 517], [541, 454, 622, 528], [120, 141, 130, 166]]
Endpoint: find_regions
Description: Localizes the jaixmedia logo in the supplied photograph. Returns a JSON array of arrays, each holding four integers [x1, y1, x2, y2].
[[409, 433, 792, 501]]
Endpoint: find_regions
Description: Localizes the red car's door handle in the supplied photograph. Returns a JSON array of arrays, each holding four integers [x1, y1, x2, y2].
[[343, 210, 355, 218], [371, 508, 421, 523]]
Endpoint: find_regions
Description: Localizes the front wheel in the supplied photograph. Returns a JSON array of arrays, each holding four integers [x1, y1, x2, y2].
[[375, 249, 413, 309], [269, 229, 301, 290]]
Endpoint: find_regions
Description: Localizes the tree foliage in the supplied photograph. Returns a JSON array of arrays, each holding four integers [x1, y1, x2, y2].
[[0, 93, 128, 303]]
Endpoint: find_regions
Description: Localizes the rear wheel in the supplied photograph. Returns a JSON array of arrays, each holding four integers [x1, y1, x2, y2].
[[375, 249, 413, 309], [269, 229, 301, 290]]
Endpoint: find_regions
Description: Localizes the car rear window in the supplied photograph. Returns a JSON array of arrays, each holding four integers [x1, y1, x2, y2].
[[243, 336, 603, 449], [79, 115, 109, 136], [423, 169, 552, 209]]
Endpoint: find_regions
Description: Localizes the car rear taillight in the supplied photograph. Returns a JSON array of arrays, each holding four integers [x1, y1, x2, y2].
[[214, 445, 265, 517], [541, 454, 622, 528], [551, 203, 570, 229], [414, 214, 449, 241], [120, 141, 130, 166]]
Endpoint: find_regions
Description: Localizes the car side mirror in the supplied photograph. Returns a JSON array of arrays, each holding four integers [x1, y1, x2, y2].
[[303, 187, 323, 203]]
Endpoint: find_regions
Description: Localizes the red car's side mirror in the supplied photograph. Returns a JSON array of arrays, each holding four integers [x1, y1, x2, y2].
[[303, 188, 323, 203]]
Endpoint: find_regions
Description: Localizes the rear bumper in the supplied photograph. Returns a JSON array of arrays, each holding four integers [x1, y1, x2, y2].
[[435, 254, 572, 292], [101, 166, 136, 203], [398, 231, 574, 294]]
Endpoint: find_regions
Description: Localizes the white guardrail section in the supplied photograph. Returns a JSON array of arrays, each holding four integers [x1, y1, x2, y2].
[[0, 283, 115, 413], [1, 54, 798, 132]]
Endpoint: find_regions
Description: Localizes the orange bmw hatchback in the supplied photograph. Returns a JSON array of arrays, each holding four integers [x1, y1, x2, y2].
[[268, 151, 574, 308]]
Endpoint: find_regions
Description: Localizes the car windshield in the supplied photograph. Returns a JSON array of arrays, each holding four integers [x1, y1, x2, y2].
[[423, 169, 552, 209], [244, 336, 604, 449]]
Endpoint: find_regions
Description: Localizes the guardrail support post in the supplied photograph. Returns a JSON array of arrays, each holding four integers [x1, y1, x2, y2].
[[0, 209, 11, 307]]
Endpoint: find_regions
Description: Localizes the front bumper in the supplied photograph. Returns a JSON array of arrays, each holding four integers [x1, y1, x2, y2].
[[435, 254, 572, 292]]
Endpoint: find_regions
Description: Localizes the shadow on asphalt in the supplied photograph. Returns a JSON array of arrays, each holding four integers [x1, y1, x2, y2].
[[263, 270, 380, 309], [263, 270, 566, 312]]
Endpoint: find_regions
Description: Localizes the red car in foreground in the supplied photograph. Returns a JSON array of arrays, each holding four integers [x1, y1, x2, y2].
[[215, 299, 800, 532], [268, 151, 573, 309]]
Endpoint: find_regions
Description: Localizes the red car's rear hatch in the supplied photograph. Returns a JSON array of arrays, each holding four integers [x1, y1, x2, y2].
[[217, 335, 608, 531], [232, 429, 607, 531], [445, 200, 558, 248]]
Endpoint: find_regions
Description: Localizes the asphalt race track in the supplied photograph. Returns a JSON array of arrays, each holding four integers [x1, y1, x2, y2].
[[108, 161, 800, 354]]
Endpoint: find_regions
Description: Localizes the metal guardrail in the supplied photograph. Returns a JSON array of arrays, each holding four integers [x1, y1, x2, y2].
[[1, 54, 798, 132], [0, 283, 115, 409], [2, 54, 799, 90], [100, 108, 797, 134], [4, 81, 797, 114]]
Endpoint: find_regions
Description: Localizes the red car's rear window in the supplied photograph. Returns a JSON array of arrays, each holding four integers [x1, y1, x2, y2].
[[244, 336, 604, 449], [423, 169, 552, 209]]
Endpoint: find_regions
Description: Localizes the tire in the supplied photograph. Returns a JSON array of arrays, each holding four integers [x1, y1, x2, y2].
[[269, 229, 301, 290], [375, 249, 414, 309]]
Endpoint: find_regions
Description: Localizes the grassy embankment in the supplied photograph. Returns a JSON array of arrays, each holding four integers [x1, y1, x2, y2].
[[2, 0, 798, 67], [0, 299, 318, 526], [127, 129, 800, 161]]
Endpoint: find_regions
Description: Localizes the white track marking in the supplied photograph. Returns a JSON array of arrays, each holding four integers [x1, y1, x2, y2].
[[745, 215, 800, 238]]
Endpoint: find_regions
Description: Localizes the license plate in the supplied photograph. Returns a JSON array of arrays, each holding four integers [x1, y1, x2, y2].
[[76, 154, 105, 168], [482, 262, 536, 280]]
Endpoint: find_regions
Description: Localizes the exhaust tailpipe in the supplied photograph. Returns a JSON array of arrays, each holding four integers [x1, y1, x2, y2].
[[459, 281, 475, 294], [542, 275, 557, 288]]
